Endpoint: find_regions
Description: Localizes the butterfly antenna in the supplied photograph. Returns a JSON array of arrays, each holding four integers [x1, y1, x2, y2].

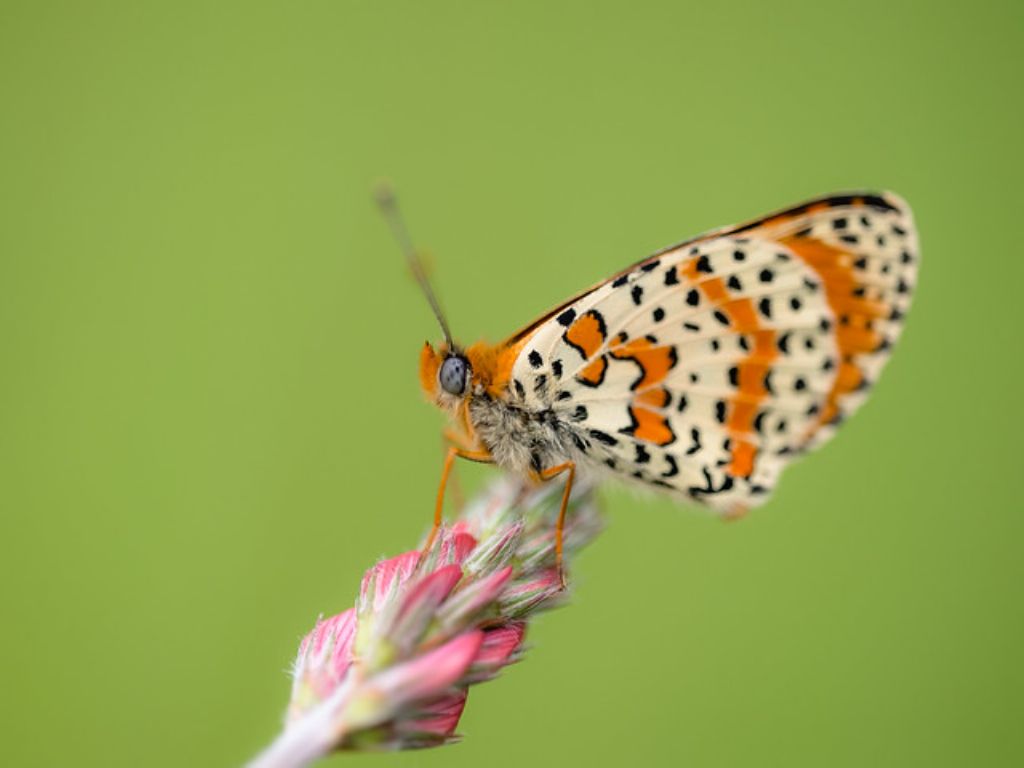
[[374, 182, 455, 348]]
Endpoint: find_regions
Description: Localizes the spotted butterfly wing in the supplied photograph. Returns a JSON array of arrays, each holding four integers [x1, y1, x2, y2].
[[508, 192, 918, 515]]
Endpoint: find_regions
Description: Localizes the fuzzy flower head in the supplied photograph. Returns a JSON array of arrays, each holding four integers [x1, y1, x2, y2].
[[254, 475, 601, 764]]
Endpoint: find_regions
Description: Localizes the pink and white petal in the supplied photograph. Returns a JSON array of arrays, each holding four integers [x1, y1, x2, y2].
[[437, 566, 513, 630], [369, 630, 484, 710], [474, 622, 526, 669], [358, 550, 420, 614], [500, 569, 563, 617], [397, 692, 468, 740], [439, 530, 477, 565], [384, 564, 464, 652]]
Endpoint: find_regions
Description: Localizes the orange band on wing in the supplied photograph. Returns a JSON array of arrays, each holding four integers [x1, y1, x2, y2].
[[636, 386, 670, 409], [576, 355, 608, 386], [729, 439, 758, 478], [606, 337, 678, 446], [781, 235, 885, 435], [609, 337, 677, 391], [630, 405, 675, 446], [682, 258, 777, 479], [564, 311, 607, 359]]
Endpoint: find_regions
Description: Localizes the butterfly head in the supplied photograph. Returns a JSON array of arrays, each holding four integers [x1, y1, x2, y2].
[[420, 342, 472, 410], [420, 340, 504, 414]]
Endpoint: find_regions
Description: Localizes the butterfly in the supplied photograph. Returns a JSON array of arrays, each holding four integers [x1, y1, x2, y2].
[[377, 188, 919, 576]]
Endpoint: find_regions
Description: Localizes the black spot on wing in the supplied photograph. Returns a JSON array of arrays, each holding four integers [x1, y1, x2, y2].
[[685, 427, 701, 456], [861, 194, 899, 212], [557, 308, 576, 326], [826, 195, 857, 208], [635, 444, 651, 464], [688, 468, 734, 498], [528, 350, 543, 368], [661, 454, 679, 478], [753, 411, 766, 433], [589, 429, 618, 446], [617, 405, 646, 440]]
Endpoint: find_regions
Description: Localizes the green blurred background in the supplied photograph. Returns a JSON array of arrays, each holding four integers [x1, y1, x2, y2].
[[1, 1, 1022, 765]]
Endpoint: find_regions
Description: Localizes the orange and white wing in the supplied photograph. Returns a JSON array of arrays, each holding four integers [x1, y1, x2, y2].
[[507, 192, 919, 514]]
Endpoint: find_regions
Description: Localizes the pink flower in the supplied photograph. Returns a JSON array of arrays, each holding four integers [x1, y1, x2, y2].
[[248, 476, 602, 766]]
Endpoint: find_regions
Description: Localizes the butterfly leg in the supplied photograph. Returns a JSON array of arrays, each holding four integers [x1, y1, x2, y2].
[[440, 434, 468, 512], [442, 428, 486, 512], [537, 461, 576, 588], [425, 443, 493, 554]]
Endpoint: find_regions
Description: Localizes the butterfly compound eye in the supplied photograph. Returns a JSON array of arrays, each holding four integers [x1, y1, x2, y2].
[[439, 356, 469, 396]]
